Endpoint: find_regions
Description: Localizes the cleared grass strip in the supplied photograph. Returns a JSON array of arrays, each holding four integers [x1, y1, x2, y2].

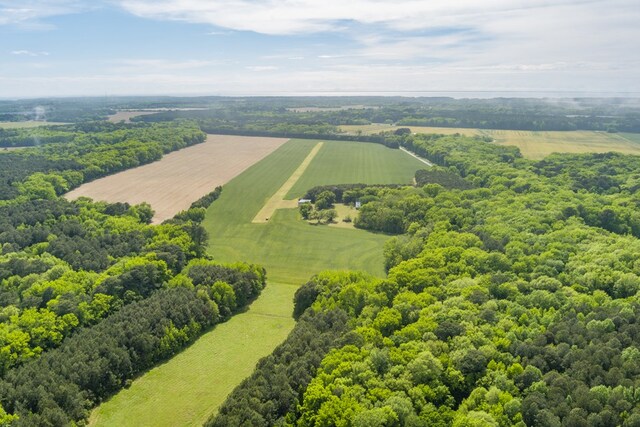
[[252, 142, 324, 223], [89, 282, 297, 427]]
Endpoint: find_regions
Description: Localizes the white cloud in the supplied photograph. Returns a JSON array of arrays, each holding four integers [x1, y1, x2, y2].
[[245, 66, 279, 72], [110, 59, 218, 72], [205, 30, 232, 36], [112, 0, 639, 81], [113, 0, 635, 36], [11, 50, 50, 56], [0, 1, 89, 27], [1, 0, 639, 96]]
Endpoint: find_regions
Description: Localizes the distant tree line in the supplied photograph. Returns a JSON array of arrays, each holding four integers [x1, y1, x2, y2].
[[131, 97, 640, 133], [2, 96, 640, 132]]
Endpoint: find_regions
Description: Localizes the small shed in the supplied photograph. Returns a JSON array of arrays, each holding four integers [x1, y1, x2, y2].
[[298, 198, 312, 206], [355, 200, 362, 209]]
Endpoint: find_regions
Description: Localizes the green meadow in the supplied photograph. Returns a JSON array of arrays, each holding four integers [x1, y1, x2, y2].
[[90, 138, 425, 426]]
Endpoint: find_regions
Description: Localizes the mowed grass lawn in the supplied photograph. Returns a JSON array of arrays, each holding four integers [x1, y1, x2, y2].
[[339, 124, 640, 159], [90, 138, 425, 426]]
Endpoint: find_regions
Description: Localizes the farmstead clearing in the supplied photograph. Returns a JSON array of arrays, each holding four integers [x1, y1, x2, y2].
[[65, 134, 288, 223]]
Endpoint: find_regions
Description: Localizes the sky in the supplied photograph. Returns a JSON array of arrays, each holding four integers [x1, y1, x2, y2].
[[0, 0, 639, 98]]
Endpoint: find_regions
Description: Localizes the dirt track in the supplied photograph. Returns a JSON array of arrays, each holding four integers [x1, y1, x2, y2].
[[65, 135, 289, 223]]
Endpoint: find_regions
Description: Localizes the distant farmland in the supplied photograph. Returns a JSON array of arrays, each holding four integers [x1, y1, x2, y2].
[[107, 108, 210, 123], [340, 124, 640, 159], [65, 135, 288, 223], [106, 111, 158, 123], [0, 121, 67, 128]]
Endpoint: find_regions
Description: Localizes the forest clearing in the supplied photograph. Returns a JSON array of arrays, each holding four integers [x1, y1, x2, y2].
[[65, 134, 289, 223], [340, 124, 640, 159]]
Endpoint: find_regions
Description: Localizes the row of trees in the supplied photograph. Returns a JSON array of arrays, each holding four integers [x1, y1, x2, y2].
[[208, 307, 352, 426]]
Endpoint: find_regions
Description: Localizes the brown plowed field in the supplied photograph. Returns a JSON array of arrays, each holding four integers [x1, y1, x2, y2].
[[65, 134, 289, 223]]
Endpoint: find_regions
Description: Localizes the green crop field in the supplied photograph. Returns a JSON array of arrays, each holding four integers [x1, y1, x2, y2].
[[621, 133, 640, 144], [340, 124, 640, 159], [286, 140, 423, 198], [90, 138, 425, 426], [480, 129, 640, 159]]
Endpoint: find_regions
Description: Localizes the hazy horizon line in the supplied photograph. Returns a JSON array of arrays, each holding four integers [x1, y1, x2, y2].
[[3, 90, 640, 102]]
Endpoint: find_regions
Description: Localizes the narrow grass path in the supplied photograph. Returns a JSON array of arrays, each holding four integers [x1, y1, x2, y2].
[[253, 141, 324, 223]]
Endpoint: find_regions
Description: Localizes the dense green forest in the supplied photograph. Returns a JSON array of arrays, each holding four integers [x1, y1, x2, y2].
[[209, 132, 640, 426], [0, 121, 268, 425]]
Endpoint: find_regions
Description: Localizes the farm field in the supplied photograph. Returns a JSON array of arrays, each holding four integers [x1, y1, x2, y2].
[[65, 134, 289, 223], [340, 124, 640, 159], [107, 108, 210, 123], [205, 138, 423, 284], [286, 140, 427, 197], [0, 121, 67, 128], [253, 142, 324, 223], [91, 138, 425, 425], [621, 132, 640, 144], [340, 123, 478, 136], [479, 129, 640, 159], [106, 111, 158, 123]]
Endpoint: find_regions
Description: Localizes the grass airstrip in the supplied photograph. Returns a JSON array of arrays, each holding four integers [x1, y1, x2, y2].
[[90, 138, 425, 426], [340, 124, 640, 159]]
